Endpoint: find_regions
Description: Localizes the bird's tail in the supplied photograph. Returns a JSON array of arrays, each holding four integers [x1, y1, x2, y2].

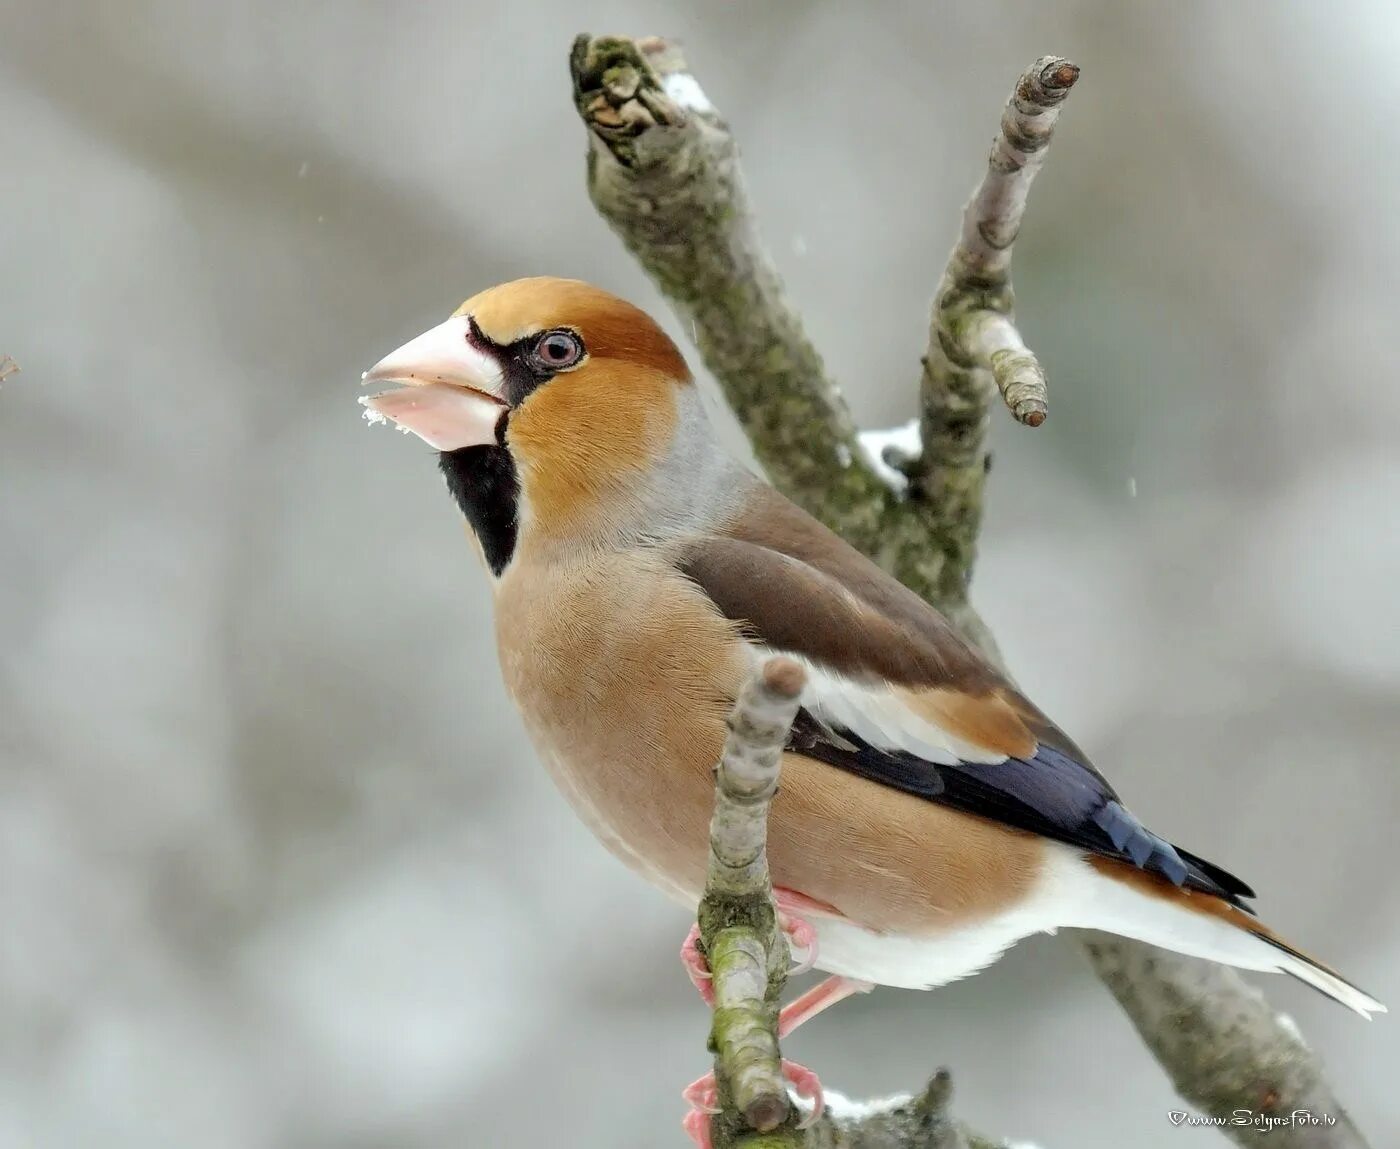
[[1245, 926, 1385, 1017], [1066, 852, 1385, 1018]]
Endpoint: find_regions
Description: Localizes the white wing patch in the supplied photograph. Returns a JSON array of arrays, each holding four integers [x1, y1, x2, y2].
[[754, 649, 1009, 766]]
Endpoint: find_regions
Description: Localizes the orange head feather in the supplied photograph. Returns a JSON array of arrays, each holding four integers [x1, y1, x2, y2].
[[457, 279, 691, 536], [362, 278, 698, 566]]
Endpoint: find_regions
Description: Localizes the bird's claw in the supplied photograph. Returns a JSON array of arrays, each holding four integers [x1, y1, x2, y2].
[[783, 1058, 825, 1128], [680, 923, 716, 1007], [681, 1061, 824, 1143], [773, 887, 822, 975], [681, 1072, 721, 1149], [779, 909, 818, 976], [682, 1107, 714, 1149]]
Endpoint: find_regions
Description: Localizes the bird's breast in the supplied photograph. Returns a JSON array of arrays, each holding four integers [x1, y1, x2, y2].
[[491, 545, 1050, 953], [494, 549, 749, 902]]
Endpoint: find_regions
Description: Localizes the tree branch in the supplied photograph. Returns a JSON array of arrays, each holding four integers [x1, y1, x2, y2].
[[570, 35, 891, 540], [700, 660, 988, 1149], [1083, 939, 1369, 1148], [699, 657, 804, 1144], [570, 33, 992, 650], [0, 355, 19, 384], [571, 33, 1369, 1148], [909, 57, 1072, 620]]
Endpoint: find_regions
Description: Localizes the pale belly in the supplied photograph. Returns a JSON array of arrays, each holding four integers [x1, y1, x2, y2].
[[802, 845, 1085, 989]]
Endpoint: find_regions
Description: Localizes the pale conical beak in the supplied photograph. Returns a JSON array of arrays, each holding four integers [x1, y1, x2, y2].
[[360, 315, 509, 451]]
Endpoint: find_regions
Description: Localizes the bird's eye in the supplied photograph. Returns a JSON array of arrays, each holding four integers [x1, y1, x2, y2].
[[531, 330, 584, 371]]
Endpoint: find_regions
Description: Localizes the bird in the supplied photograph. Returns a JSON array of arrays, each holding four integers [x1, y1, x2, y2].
[[360, 276, 1383, 1134]]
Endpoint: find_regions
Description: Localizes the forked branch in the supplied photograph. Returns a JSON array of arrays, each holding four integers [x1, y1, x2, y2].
[[570, 32, 1366, 1149]]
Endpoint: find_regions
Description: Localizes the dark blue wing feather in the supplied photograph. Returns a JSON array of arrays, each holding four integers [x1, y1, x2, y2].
[[788, 709, 1251, 907]]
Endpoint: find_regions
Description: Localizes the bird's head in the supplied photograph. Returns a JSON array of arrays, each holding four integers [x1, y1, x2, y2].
[[362, 277, 709, 574]]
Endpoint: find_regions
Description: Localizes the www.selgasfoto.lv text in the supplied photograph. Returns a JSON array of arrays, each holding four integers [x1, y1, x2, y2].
[[1169, 1109, 1336, 1133]]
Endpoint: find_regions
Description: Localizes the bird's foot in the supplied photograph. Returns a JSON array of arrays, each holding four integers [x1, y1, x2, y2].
[[776, 912, 817, 975], [682, 1071, 722, 1116], [775, 886, 833, 975], [681, 1107, 714, 1149], [784, 1059, 826, 1127], [680, 892, 818, 1001], [680, 1060, 826, 1147], [681, 1072, 720, 1149]]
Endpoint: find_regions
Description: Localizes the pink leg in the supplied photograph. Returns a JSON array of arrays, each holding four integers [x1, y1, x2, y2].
[[778, 974, 875, 1038], [679, 923, 715, 1007]]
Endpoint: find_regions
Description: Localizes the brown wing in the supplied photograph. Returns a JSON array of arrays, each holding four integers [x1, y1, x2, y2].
[[676, 485, 1254, 903], [687, 485, 1088, 761]]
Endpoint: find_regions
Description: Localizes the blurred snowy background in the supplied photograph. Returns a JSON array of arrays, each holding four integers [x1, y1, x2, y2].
[[2, 2, 1398, 1147]]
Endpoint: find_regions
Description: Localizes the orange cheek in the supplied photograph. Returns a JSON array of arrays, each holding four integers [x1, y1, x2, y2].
[[507, 367, 678, 532]]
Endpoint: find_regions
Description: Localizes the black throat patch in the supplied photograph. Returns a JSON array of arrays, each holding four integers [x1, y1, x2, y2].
[[438, 414, 519, 576], [433, 322, 568, 575]]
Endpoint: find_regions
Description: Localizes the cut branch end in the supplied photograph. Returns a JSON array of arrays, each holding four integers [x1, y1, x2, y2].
[[760, 656, 806, 700], [745, 1094, 789, 1133], [1040, 58, 1081, 91], [571, 34, 696, 166]]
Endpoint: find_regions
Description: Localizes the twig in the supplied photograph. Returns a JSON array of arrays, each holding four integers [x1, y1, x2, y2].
[[0, 355, 19, 384], [700, 657, 805, 1144], [571, 33, 1369, 1149], [922, 57, 1075, 430], [908, 55, 1074, 625], [700, 662, 986, 1149]]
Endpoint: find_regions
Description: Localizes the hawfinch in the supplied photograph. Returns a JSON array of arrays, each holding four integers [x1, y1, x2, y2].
[[360, 278, 1383, 1037]]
